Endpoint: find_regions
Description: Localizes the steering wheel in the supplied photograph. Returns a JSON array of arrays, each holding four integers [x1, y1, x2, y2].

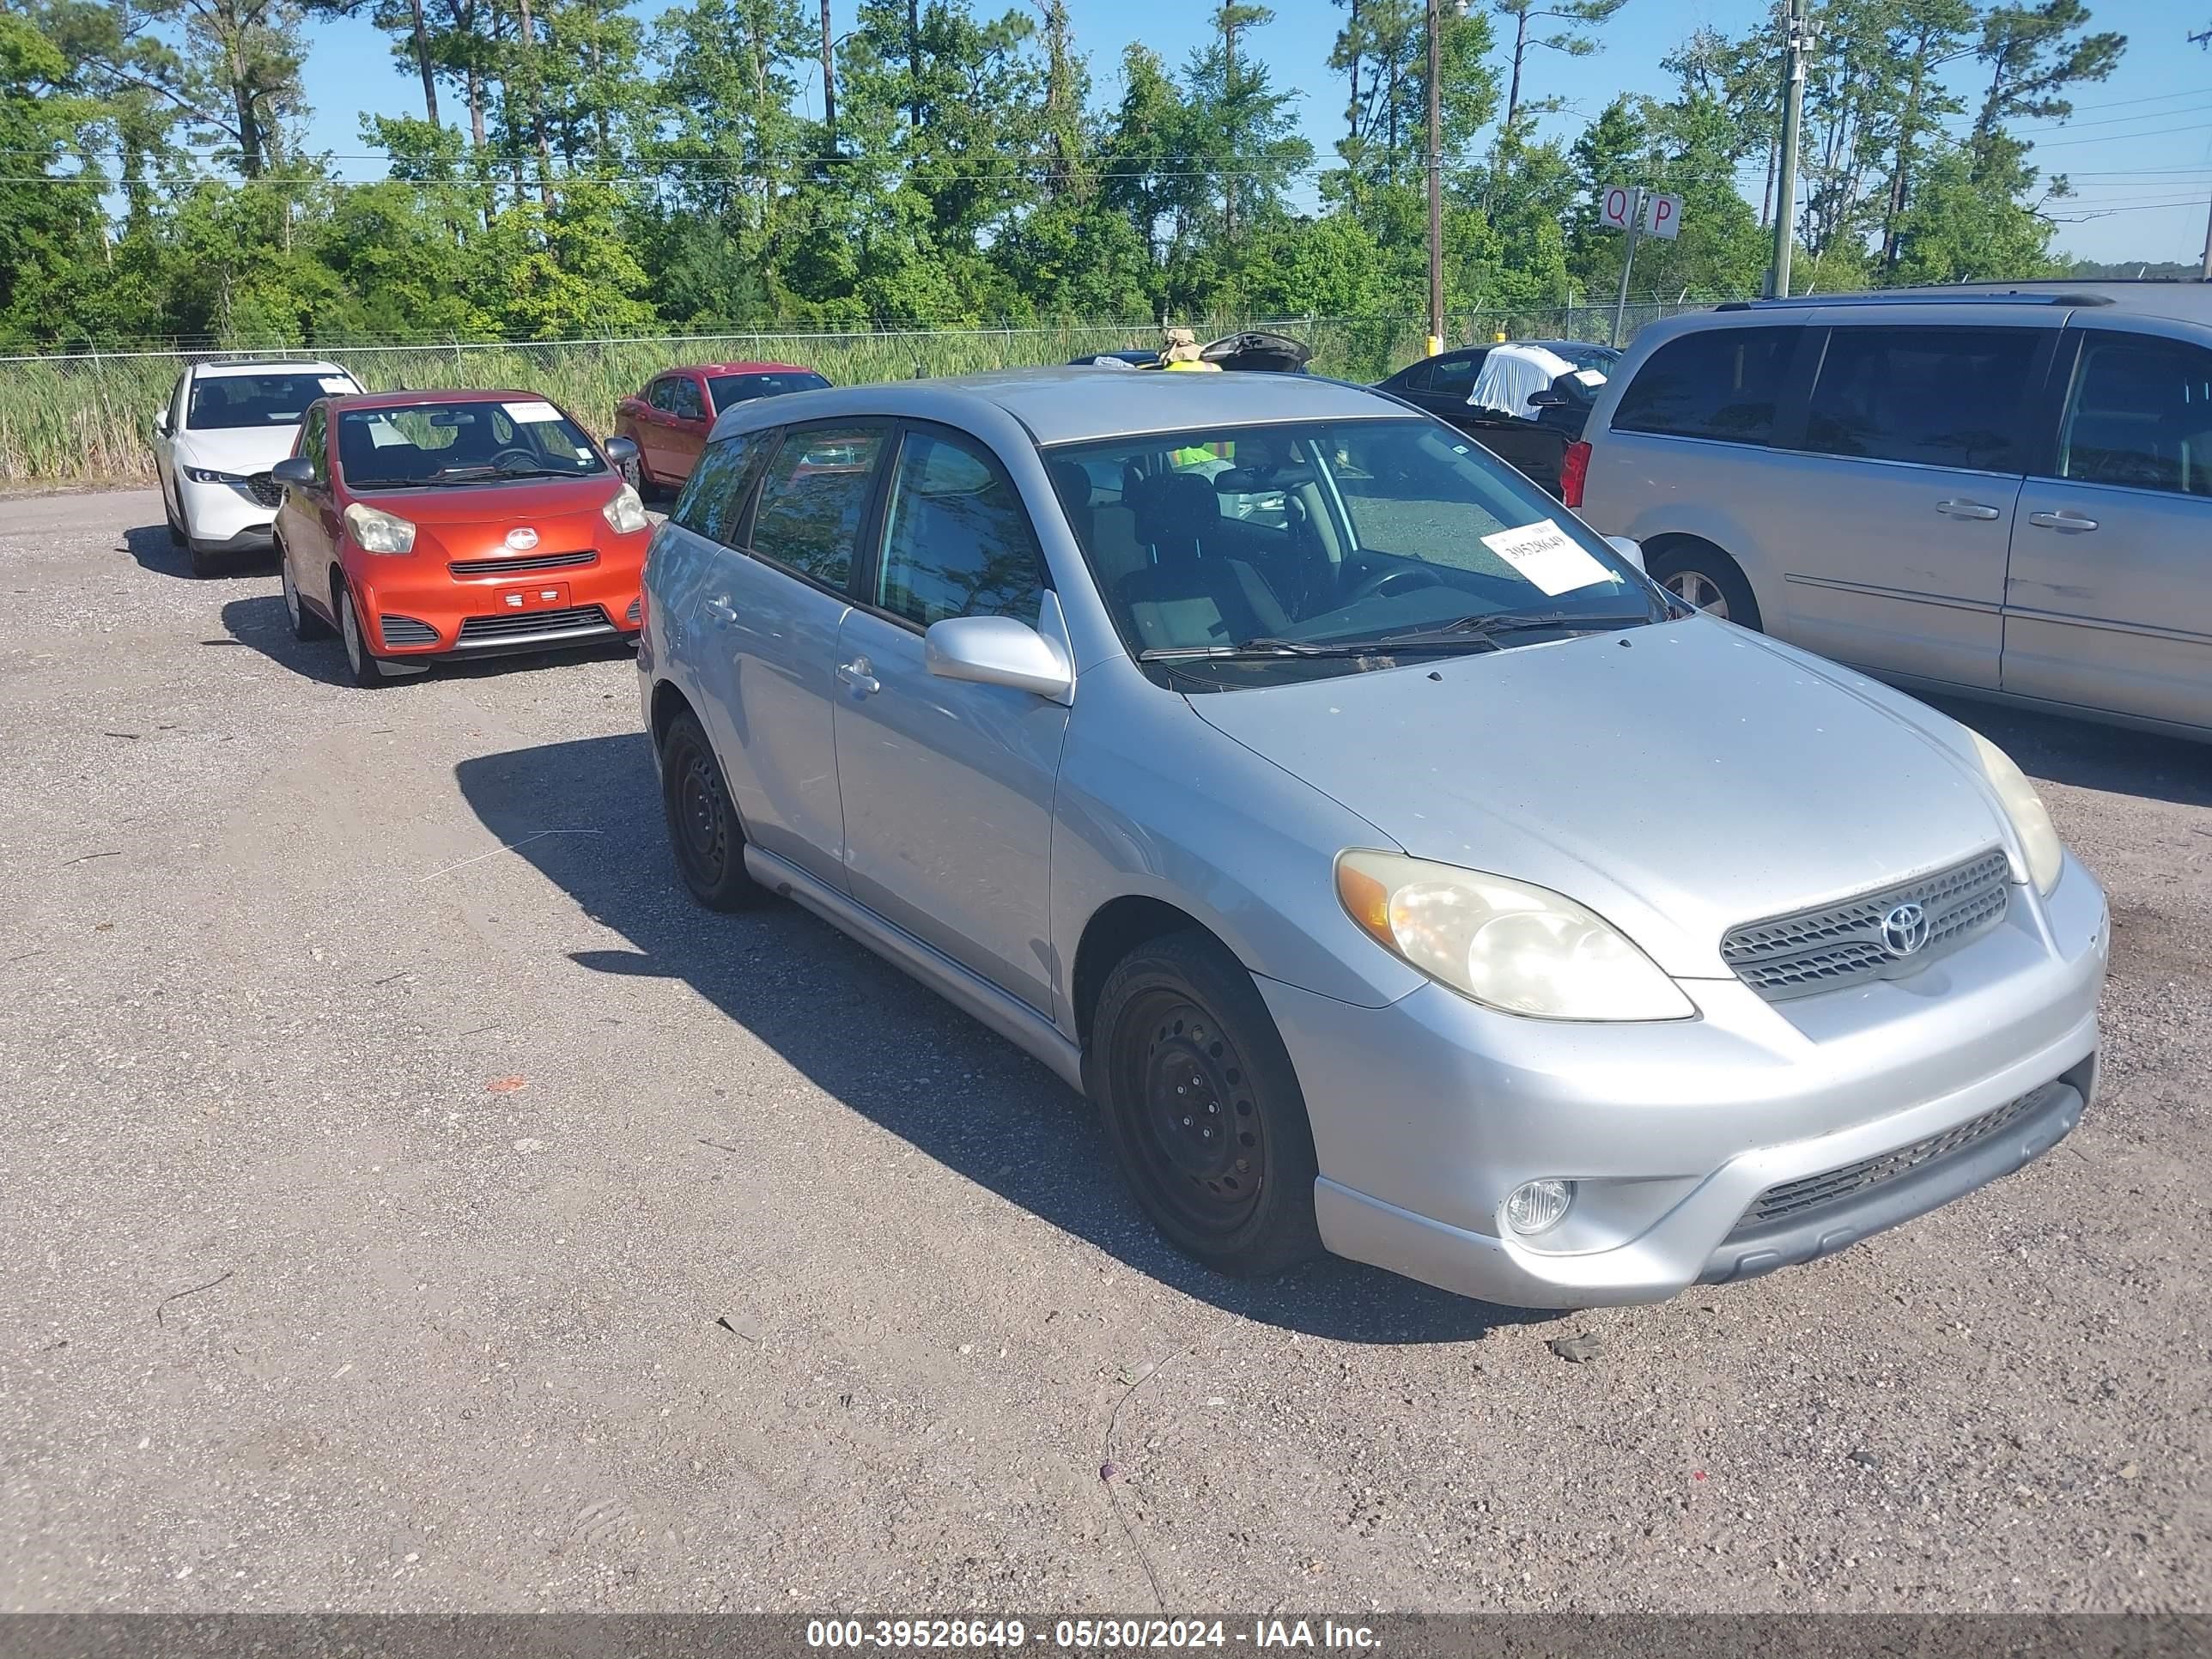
[[1345, 563, 1446, 607], [489, 447, 542, 471]]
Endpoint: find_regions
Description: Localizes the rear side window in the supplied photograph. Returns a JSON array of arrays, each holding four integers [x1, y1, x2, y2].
[[647, 379, 677, 411], [1610, 326, 1793, 445], [672, 430, 767, 544], [748, 425, 886, 587], [1804, 326, 2036, 473], [2058, 332, 2212, 498]]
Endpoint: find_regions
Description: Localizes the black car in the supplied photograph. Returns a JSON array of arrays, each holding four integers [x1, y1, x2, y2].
[[1375, 340, 1617, 495]]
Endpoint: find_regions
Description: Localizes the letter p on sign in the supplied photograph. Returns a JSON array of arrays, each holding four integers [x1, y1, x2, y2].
[[1644, 191, 1683, 240]]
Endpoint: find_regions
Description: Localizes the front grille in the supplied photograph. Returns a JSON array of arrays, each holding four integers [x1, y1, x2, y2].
[[246, 472, 283, 508], [447, 550, 599, 577], [456, 605, 610, 642], [1730, 1083, 2057, 1234], [1721, 848, 2011, 1001], [379, 615, 439, 646]]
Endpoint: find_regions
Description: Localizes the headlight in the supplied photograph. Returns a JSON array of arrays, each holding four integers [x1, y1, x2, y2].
[[1335, 850, 1693, 1021], [343, 501, 417, 556], [602, 483, 648, 535], [182, 465, 247, 485], [1966, 729, 2063, 895]]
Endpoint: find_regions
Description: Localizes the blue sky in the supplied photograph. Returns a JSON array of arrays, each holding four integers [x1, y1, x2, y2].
[[298, 0, 2211, 267]]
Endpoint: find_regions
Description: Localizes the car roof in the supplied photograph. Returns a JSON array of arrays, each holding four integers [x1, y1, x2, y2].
[[192, 359, 350, 380], [778, 366, 1402, 446], [322, 387, 559, 413], [1717, 279, 2212, 324], [665, 362, 818, 377]]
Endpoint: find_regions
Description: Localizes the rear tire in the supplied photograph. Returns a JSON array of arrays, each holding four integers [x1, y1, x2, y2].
[[659, 712, 769, 911], [1092, 929, 1323, 1278], [1647, 541, 1761, 630], [281, 552, 330, 641], [335, 578, 386, 689]]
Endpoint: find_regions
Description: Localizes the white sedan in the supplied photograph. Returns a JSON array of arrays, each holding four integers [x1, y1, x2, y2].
[[151, 360, 362, 575]]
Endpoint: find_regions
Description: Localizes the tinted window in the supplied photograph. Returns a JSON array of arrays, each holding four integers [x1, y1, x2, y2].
[[647, 379, 677, 411], [188, 372, 353, 430], [874, 431, 1043, 629], [708, 371, 832, 412], [1804, 326, 2035, 472], [672, 429, 769, 544], [1612, 326, 1793, 445], [669, 378, 705, 420], [749, 425, 884, 587], [335, 399, 606, 490], [2058, 332, 2212, 498], [1393, 361, 1432, 392], [1428, 354, 1482, 394]]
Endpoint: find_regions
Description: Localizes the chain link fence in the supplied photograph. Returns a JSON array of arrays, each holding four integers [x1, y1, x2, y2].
[[0, 303, 1722, 487]]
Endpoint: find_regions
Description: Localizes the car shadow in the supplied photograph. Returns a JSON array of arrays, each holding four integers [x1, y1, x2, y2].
[[119, 520, 279, 581], [221, 594, 635, 691], [454, 732, 1547, 1346], [1923, 696, 2211, 811]]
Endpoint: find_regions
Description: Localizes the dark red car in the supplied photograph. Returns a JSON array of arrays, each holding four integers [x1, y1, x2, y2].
[[613, 361, 830, 492]]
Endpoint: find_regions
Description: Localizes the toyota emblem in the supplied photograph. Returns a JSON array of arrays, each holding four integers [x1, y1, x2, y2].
[[505, 526, 540, 550], [1880, 902, 1931, 957]]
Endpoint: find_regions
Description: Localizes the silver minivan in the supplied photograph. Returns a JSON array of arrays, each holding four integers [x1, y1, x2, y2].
[[1574, 282, 2212, 741], [639, 368, 2106, 1310]]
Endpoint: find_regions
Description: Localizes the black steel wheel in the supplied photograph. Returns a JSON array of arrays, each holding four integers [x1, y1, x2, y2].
[[1092, 929, 1321, 1276], [659, 710, 767, 911]]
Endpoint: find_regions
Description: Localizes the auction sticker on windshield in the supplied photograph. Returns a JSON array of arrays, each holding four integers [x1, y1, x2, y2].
[[503, 400, 563, 423], [1481, 519, 1613, 597]]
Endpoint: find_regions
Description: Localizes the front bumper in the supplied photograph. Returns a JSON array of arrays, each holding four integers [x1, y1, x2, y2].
[[351, 548, 646, 659], [177, 476, 276, 548], [1261, 854, 2108, 1308]]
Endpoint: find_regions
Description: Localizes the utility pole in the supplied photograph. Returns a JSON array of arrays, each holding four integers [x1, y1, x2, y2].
[[1769, 0, 1808, 298], [820, 0, 838, 152], [2201, 191, 2211, 281], [1425, 0, 1443, 356]]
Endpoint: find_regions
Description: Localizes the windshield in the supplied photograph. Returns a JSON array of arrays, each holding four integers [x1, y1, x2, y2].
[[1043, 417, 1662, 687], [336, 399, 608, 490], [187, 372, 353, 430], [708, 371, 830, 412]]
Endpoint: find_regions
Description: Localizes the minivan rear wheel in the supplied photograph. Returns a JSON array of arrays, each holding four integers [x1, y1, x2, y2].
[[659, 711, 769, 911], [1648, 543, 1761, 629], [1093, 930, 1322, 1278]]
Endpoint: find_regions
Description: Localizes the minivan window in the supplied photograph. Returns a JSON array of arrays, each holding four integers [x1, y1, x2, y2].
[[1803, 326, 2035, 473], [1046, 417, 1657, 686], [1610, 326, 1793, 445], [749, 425, 885, 587], [874, 431, 1043, 629], [673, 429, 768, 544], [2058, 332, 2212, 498]]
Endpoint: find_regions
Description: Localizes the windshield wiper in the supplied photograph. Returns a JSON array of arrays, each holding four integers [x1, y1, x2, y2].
[[1411, 611, 1656, 641], [1137, 635, 1502, 663]]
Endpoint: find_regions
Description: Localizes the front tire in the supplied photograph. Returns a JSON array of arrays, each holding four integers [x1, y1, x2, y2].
[[164, 487, 185, 548], [336, 579, 386, 689], [659, 711, 768, 911], [1092, 930, 1322, 1278]]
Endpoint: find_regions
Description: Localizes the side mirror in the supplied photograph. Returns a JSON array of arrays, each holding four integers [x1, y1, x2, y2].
[[1528, 387, 1571, 410], [604, 435, 639, 465], [924, 615, 1073, 703], [1606, 535, 1645, 574], [270, 456, 317, 489], [153, 412, 171, 436]]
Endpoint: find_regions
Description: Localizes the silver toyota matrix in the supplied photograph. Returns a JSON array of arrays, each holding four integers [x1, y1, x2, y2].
[[636, 368, 2107, 1309]]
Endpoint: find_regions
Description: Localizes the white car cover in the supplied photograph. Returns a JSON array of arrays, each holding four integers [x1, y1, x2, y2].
[[1468, 343, 1595, 421]]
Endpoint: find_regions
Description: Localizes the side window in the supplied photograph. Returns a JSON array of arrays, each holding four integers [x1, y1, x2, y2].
[[1395, 360, 1433, 393], [748, 425, 886, 588], [873, 430, 1044, 629], [670, 379, 705, 420], [647, 379, 676, 412], [302, 404, 329, 484], [1611, 325, 1794, 446], [168, 374, 189, 432], [2057, 332, 2212, 498], [672, 429, 767, 544], [1803, 326, 2036, 473], [1428, 355, 1482, 396]]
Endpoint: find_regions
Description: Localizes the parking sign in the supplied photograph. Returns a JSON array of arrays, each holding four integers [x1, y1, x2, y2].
[[1644, 191, 1684, 240], [1600, 185, 1638, 231]]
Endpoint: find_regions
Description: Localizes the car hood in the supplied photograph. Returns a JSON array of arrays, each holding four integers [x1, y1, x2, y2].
[[1185, 617, 2014, 979], [349, 475, 623, 527], [175, 426, 301, 475]]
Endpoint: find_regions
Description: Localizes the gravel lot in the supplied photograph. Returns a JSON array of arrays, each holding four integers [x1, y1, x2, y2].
[[1, 489, 2206, 1614]]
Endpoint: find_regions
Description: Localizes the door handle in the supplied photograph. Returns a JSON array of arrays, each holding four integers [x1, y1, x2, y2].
[[702, 595, 737, 624], [2027, 509, 2099, 532], [836, 656, 880, 696], [1934, 499, 2002, 520]]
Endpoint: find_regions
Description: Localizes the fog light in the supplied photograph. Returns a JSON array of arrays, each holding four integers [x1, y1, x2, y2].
[[1504, 1178, 1576, 1237]]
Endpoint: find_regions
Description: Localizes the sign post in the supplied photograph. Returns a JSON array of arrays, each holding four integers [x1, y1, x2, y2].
[[1607, 185, 1643, 349]]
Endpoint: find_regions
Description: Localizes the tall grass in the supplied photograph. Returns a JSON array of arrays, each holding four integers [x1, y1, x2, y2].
[[0, 306, 1701, 487]]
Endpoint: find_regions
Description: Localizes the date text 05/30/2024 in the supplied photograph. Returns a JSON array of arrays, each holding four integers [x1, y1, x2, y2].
[[805, 1619, 1381, 1650]]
